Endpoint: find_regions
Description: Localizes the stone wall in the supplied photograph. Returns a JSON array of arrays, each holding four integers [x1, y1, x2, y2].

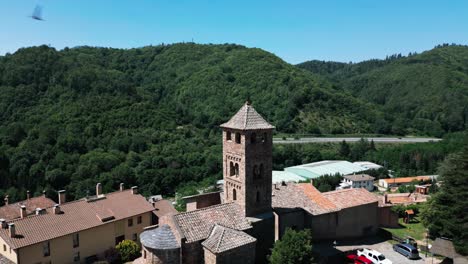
[[378, 206, 399, 228], [246, 213, 275, 264], [203, 242, 256, 264], [143, 247, 180, 264], [181, 241, 203, 264], [184, 192, 222, 212], [335, 202, 379, 238]]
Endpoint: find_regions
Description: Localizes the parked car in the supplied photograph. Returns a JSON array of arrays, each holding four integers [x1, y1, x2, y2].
[[346, 253, 373, 264], [357, 248, 392, 264], [393, 243, 420, 259]]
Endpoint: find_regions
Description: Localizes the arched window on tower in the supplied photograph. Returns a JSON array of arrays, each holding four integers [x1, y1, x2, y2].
[[229, 162, 235, 176], [262, 132, 267, 143], [233, 188, 237, 201], [235, 133, 241, 144], [256, 191, 260, 203], [251, 133, 257, 144], [226, 131, 232, 141], [235, 163, 239, 176]]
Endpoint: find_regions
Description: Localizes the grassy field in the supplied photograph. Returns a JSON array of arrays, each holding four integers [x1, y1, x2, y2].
[[383, 216, 427, 241]]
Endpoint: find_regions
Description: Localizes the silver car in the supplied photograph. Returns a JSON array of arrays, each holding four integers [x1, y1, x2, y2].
[[393, 243, 420, 259]]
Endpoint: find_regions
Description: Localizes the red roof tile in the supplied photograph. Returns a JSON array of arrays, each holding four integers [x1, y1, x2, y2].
[[152, 199, 178, 218], [0, 196, 56, 221], [0, 190, 154, 249], [322, 188, 379, 209], [173, 203, 251, 243]]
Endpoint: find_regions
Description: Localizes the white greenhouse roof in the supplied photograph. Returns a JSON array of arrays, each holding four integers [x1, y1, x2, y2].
[[272, 171, 306, 184], [284, 160, 367, 179]]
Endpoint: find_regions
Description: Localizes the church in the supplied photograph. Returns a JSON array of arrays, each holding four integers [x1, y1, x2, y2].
[[138, 101, 380, 264]]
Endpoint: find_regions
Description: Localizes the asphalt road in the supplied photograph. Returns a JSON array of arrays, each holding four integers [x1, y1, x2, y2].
[[273, 137, 442, 144]]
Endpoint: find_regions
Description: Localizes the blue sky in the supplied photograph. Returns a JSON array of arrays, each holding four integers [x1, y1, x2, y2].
[[1, 0, 467, 63]]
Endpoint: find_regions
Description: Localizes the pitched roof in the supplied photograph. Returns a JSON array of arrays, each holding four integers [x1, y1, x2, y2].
[[220, 102, 274, 130], [173, 203, 251, 243], [0, 196, 56, 221], [152, 199, 178, 218], [272, 183, 339, 215], [273, 183, 378, 215], [343, 174, 375, 182], [381, 176, 435, 184], [322, 188, 379, 209], [202, 224, 256, 254], [0, 190, 155, 249], [140, 224, 180, 250]]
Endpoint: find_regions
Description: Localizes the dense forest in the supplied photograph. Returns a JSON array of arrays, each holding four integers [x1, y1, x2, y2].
[[0, 43, 467, 203], [0, 44, 382, 202], [298, 44, 468, 136]]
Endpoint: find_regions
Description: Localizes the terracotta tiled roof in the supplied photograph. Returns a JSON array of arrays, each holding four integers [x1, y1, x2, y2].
[[202, 224, 256, 254], [152, 199, 178, 218], [343, 174, 375, 182], [140, 224, 179, 250], [0, 190, 154, 249], [0, 196, 56, 221], [273, 183, 378, 215], [0, 255, 14, 264], [220, 102, 275, 130], [322, 188, 379, 209], [381, 176, 433, 184], [272, 183, 339, 215], [173, 203, 251, 243]]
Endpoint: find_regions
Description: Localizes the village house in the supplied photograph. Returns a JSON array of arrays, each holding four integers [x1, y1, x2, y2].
[[0, 184, 156, 264], [136, 102, 385, 264], [0, 193, 56, 221], [336, 174, 375, 191], [378, 175, 436, 189]]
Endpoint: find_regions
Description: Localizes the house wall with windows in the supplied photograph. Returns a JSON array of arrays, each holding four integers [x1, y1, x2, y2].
[[15, 212, 151, 264], [0, 235, 17, 263]]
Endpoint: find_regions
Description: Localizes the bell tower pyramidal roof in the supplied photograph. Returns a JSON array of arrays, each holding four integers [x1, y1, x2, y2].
[[220, 101, 275, 130]]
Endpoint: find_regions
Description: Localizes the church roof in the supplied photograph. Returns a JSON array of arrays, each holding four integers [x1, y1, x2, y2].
[[220, 102, 275, 130], [202, 224, 256, 254], [140, 224, 180, 250], [173, 203, 251, 243]]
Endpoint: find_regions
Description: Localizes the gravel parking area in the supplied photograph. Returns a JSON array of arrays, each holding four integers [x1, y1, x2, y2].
[[336, 241, 440, 264]]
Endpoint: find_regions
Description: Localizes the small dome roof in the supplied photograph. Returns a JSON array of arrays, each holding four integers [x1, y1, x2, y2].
[[140, 224, 180, 250]]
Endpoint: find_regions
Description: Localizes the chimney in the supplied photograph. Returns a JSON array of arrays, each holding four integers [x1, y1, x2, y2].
[[4, 195, 9, 205], [53, 204, 61, 215], [131, 186, 138, 195], [96, 183, 102, 196], [27, 190, 31, 200], [35, 208, 44, 215], [20, 205, 26, 218], [383, 194, 388, 204], [8, 223, 15, 238], [58, 190, 66, 204], [120, 183, 125, 192], [0, 219, 7, 229]]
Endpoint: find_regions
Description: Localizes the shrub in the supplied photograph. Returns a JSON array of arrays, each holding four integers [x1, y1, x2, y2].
[[115, 240, 140, 262]]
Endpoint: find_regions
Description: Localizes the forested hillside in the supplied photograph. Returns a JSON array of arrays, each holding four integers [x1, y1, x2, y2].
[[0, 44, 381, 201], [298, 44, 468, 136]]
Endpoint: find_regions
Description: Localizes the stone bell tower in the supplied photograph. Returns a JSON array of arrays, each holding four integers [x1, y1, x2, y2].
[[220, 101, 275, 217]]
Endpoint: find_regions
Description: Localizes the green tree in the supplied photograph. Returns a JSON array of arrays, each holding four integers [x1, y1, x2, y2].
[[115, 239, 140, 262], [420, 146, 468, 255], [339, 140, 350, 158], [269, 228, 315, 264]]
